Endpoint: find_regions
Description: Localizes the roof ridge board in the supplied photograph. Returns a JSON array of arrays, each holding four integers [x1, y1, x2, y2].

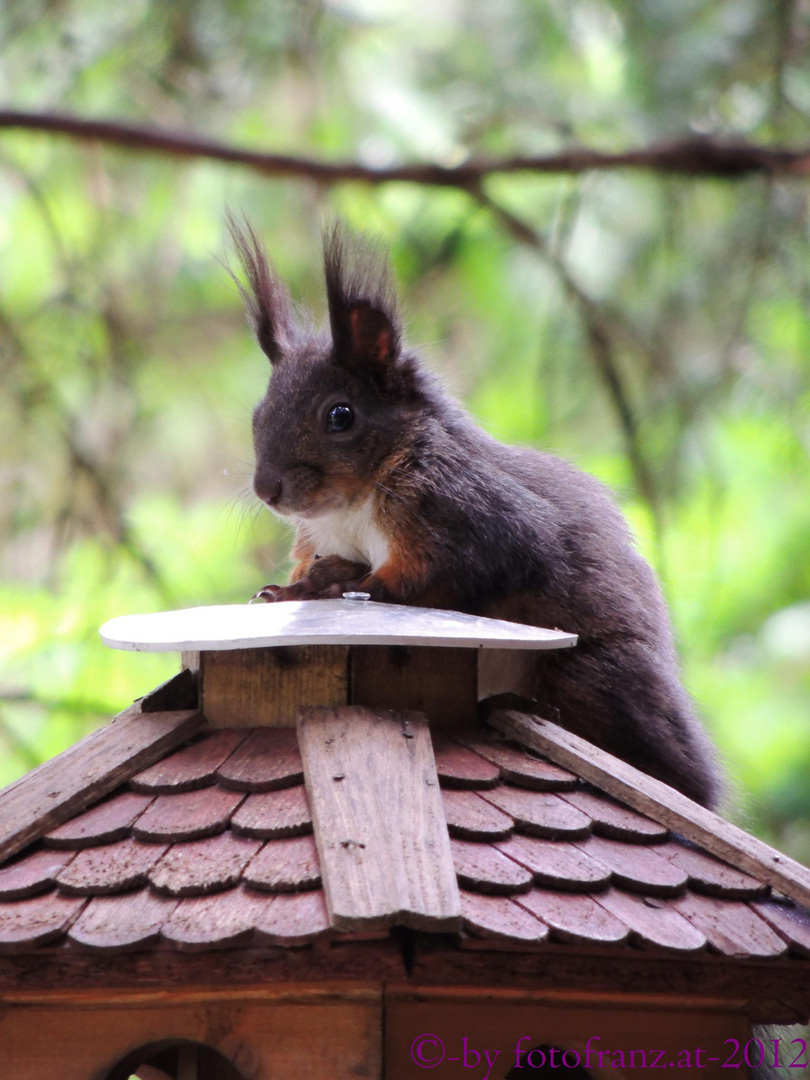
[[489, 709, 810, 912], [0, 703, 205, 866]]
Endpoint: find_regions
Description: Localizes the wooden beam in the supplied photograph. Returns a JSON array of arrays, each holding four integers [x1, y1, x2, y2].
[[0, 706, 204, 864], [490, 710, 810, 911], [297, 706, 461, 932], [201, 646, 348, 727], [0, 944, 808, 1024]]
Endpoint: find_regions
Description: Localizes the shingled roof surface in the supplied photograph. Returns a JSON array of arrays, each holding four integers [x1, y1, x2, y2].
[[1, 720, 809, 961]]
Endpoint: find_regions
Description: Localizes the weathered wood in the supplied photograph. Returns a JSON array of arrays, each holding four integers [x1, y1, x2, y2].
[[385, 998, 750, 1080], [181, 650, 200, 673], [101, 599, 577, 652], [455, 733, 578, 790], [480, 786, 592, 839], [516, 887, 629, 945], [671, 893, 788, 958], [0, 982, 383, 1006], [0, 892, 86, 951], [0, 706, 203, 865], [351, 645, 477, 729], [460, 890, 547, 943], [68, 891, 179, 953], [148, 834, 262, 897], [560, 788, 669, 842], [44, 791, 153, 848], [243, 835, 321, 893], [162, 886, 271, 951], [0, 994, 382, 1080], [491, 709, 810, 910], [0, 849, 74, 901], [477, 648, 538, 699], [56, 839, 168, 895], [216, 727, 304, 791], [431, 735, 500, 789], [590, 889, 707, 952], [493, 835, 611, 891], [130, 729, 248, 793], [440, 789, 514, 841], [752, 899, 810, 957], [230, 787, 312, 839], [254, 889, 331, 945], [0, 940, 807, 1022], [201, 646, 348, 728], [661, 842, 769, 900], [297, 705, 461, 932], [133, 787, 244, 842], [450, 838, 533, 895], [573, 836, 688, 896]]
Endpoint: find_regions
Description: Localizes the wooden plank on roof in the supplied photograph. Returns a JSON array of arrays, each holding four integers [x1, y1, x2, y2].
[[100, 599, 577, 652], [297, 705, 461, 932], [0, 705, 204, 865], [491, 709, 810, 911]]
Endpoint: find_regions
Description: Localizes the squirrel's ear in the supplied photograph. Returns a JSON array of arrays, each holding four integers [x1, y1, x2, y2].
[[323, 223, 401, 372], [227, 214, 296, 364]]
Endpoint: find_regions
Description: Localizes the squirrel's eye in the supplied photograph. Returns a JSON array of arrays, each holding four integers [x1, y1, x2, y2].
[[325, 403, 354, 433]]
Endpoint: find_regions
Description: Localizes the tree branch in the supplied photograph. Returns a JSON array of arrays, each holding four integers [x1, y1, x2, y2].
[[1, 109, 810, 185]]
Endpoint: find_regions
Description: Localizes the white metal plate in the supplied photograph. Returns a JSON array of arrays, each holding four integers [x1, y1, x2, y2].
[[99, 599, 577, 653]]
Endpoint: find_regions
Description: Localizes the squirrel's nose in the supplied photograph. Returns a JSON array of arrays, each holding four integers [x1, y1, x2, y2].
[[255, 473, 283, 507]]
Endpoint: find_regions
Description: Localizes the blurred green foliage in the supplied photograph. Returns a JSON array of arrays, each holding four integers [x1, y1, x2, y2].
[[0, 0, 808, 862]]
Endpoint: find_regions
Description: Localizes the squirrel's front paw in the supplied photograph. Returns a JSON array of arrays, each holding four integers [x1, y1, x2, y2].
[[306, 555, 370, 592], [251, 557, 373, 603]]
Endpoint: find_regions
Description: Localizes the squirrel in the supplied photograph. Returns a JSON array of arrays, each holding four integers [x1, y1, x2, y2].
[[230, 218, 724, 810]]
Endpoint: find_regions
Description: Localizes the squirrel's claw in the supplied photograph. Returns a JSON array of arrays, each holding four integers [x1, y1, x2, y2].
[[250, 583, 287, 603], [253, 579, 317, 602]]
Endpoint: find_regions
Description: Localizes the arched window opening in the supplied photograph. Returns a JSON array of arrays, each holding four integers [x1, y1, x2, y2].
[[505, 1042, 594, 1079], [101, 1039, 246, 1080]]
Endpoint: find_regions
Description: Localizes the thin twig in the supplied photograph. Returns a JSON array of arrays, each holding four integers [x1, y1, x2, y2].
[[1, 109, 809, 184]]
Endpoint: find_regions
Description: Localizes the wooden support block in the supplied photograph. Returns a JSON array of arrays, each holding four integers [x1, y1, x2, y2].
[[350, 646, 477, 731], [477, 647, 537, 700], [297, 705, 461, 932], [201, 646, 349, 728]]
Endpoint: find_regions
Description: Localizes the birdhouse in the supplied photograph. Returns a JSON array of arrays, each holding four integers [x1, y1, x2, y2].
[[1, 597, 809, 1080]]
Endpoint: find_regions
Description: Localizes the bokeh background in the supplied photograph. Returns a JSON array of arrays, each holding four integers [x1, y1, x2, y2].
[[0, 0, 808, 864]]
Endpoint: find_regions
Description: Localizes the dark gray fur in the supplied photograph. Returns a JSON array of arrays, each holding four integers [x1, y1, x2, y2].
[[232, 220, 724, 809]]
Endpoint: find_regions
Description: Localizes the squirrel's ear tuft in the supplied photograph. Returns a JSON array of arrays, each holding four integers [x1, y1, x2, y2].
[[323, 223, 401, 372], [227, 214, 296, 364]]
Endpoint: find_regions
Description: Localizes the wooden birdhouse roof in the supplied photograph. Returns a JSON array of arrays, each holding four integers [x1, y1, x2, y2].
[[1, 600, 809, 1026]]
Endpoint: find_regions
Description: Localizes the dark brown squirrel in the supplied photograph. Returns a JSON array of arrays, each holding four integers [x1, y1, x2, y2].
[[230, 219, 724, 810]]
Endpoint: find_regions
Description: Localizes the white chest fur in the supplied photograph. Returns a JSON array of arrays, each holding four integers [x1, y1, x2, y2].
[[299, 497, 390, 571]]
